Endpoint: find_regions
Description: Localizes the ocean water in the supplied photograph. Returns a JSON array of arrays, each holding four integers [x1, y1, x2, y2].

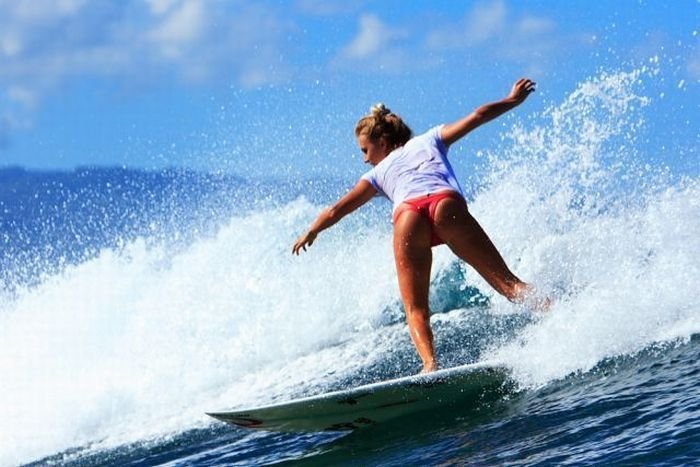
[[1, 67, 698, 466]]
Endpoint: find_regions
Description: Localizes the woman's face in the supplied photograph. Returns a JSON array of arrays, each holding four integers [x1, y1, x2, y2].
[[357, 134, 390, 166]]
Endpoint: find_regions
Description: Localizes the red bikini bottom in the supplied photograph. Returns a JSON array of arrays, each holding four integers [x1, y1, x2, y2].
[[393, 191, 462, 247]]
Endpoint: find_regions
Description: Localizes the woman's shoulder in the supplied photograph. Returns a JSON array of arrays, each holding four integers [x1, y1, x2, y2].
[[405, 125, 447, 151], [408, 125, 444, 142]]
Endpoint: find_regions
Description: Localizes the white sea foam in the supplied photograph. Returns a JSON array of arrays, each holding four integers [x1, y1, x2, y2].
[[474, 69, 700, 387], [0, 201, 402, 465]]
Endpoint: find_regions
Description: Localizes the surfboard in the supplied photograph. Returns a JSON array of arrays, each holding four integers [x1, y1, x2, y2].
[[206, 361, 511, 432]]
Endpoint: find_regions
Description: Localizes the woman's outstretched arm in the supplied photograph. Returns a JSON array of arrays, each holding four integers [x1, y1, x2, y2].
[[441, 78, 536, 147], [292, 179, 377, 255]]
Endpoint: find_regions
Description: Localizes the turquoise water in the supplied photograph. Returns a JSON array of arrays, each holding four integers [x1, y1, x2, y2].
[[2, 67, 699, 465]]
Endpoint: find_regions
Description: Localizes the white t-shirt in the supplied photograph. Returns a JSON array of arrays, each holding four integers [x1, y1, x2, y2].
[[361, 125, 464, 212]]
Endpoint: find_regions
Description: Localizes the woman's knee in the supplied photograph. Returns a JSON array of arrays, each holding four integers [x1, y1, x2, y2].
[[404, 302, 430, 318]]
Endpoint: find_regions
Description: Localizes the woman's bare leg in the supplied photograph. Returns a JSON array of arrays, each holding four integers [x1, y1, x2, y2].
[[393, 209, 438, 372], [432, 197, 532, 303]]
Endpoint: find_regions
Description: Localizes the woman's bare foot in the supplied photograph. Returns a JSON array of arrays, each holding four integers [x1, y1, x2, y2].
[[513, 283, 552, 312], [420, 361, 438, 374]]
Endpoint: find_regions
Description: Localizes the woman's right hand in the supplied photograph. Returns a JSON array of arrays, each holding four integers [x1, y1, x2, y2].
[[292, 230, 317, 255], [508, 78, 536, 105]]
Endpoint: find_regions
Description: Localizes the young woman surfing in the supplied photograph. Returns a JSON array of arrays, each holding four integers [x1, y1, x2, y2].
[[292, 78, 548, 373]]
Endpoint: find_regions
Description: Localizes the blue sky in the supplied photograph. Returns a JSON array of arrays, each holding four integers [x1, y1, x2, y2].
[[0, 0, 698, 180]]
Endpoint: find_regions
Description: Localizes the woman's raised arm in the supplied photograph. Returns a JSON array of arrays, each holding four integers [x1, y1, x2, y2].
[[441, 78, 536, 147], [292, 179, 377, 255]]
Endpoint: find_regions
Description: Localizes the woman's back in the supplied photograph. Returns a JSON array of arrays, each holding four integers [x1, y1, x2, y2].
[[361, 126, 463, 210]]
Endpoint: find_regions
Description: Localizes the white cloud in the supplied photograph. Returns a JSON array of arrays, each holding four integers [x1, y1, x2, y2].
[[0, 0, 297, 144], [0, 107, 31, 149], [147, 0, 180, 15], [468, 0, 507, 43], [423, 0, 588, 77], [149, 0, 206, 59], [342, 14, 385, 59], [1, 33, 22, 57], [425, 0, 561, 50], [333, 13, 423, 73], [55, 0, 88, 15], [0, 1, 307, 152], [0, 1, 294, 87], [0, 0, 88, 34], [7, 86, 37, 109], [427, 0, 507, 48], [518, 16, 555, 35]]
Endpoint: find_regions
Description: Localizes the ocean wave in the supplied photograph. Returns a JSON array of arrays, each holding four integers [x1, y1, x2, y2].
[[1, 66, 698, 465]]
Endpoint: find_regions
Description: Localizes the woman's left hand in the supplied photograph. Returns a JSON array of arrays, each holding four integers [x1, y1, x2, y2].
[[508, 78, 536, 105], [292, 230, 317, 255]]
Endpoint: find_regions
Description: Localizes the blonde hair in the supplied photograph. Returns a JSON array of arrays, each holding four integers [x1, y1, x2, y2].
[[355, 103, 412, 148]]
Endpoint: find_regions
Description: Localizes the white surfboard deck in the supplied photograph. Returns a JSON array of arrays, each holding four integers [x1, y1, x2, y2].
[[207, 361, 510, 432]]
